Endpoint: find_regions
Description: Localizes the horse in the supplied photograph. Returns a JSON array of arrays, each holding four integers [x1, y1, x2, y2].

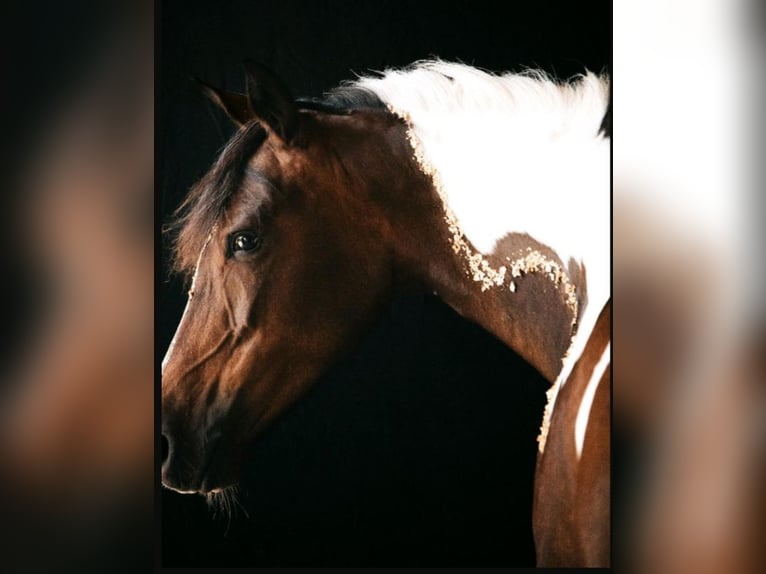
[[161, 59, 610, 567]]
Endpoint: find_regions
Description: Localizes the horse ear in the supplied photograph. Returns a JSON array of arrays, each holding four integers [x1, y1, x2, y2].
[[242, 59, 298, 142], [197, 79, 253, 127]]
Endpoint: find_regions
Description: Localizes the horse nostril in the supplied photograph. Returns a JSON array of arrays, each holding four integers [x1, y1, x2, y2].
[[162, 434, 170, 465]]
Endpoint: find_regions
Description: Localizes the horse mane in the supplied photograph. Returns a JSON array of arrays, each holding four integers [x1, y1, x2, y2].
[[295, 86, 384, 114], [351, 59, 609, 130], [349, 58, 610, 261]]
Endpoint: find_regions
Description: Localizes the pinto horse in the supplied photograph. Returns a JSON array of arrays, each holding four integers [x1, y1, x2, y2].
[[162, 60, 610, 567]]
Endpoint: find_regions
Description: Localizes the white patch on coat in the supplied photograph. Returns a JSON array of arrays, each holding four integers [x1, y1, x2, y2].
[[537, 304, 609, 454], [575, 343, 610, 460]]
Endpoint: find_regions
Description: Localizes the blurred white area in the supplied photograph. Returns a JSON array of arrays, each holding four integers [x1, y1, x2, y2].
[[615, 0, 755, 318], [615, 1, 764, 572]]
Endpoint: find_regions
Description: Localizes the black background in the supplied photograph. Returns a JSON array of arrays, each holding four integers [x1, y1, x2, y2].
[[159, 0, 610, 567]]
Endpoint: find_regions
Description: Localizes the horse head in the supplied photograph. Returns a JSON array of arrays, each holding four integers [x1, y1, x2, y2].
[[161, 62, 434, 493]]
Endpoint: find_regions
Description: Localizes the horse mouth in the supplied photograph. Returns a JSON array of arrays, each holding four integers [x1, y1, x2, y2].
[[162, 435, 227, 495], [195, 436, 225, 494]]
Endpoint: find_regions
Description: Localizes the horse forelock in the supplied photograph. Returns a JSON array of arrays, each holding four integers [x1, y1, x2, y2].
[[169, 84, 388, 280], [169, 122, 268, 278]]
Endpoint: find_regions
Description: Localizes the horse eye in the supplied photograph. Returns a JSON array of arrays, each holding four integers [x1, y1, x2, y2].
[[230, 231, 260, 253]]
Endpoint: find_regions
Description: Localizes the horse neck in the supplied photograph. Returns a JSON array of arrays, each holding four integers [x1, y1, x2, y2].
[[413, 232, 577, 385], [360, 119, 579, 384], [352, 66, 610, 384], [321, 108, 595, 383]]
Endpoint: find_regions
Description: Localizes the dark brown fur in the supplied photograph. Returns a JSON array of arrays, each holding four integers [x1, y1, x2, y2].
[[533, 300, 611, 567]]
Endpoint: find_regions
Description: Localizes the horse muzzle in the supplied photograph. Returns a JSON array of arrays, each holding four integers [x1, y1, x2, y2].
[[161, 420, 228, 494]]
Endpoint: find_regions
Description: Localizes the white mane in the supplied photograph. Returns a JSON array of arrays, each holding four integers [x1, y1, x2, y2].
[[354, 61, 611, 439], [353, 59, 609, 262]]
